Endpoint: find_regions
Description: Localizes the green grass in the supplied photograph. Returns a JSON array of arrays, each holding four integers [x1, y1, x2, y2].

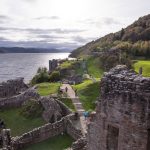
[[59, 98, 76, 111], [73, 80, 100, 111], [37, 82, 61, 96], [23, 134, 74, 150], [133, 60, 150, 77], [59, 60, 74, 69], [0, 108, 45, 136], [87, 57, 104, 78]]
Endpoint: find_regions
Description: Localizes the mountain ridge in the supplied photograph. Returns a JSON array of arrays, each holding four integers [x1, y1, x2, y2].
[[0, 47, 70, 53]]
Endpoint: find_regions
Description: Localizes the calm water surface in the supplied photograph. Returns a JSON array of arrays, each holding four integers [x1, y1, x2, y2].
[[0, 53, 70, 83]]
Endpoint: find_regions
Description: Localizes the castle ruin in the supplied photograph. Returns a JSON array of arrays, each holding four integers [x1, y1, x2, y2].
[[49, 59, 58, 73], [87, 65, 150, 150], [0, 78, 83, 150], [0, 78, 28, 98]]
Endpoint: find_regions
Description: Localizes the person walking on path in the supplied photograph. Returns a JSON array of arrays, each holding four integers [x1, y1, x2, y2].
[[65, 87, 68, 93]]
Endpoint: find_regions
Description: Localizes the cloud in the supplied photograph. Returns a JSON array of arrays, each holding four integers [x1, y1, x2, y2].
[[35, 16, 60, 20], [23, 0, 37, 2], [81, 17, 121, 27], [0, 37, 8, 41], [0, 27, 85, 34], [0, 15, 11, 24], [103, 17, 120, 25], [71, 36, 95, 44], [0, 26, 89, 49]]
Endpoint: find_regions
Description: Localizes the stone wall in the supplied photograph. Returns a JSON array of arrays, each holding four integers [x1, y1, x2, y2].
[[49, 59, 58, 73], [66, 118, 82, 140], [72, 137, 87, 150], [87, 65, 150, 150], [11, 119, 65, 150], [1, 115, 83, 150], [0, 78, 28, 98], [0, 87, 39, 109]]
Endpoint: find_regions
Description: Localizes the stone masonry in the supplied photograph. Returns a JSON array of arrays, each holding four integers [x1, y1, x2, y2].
[[87, 65, 150, 150], [1, 114, 82, 150], [0, 78, 28, 98], [49, 59, 58, 73]]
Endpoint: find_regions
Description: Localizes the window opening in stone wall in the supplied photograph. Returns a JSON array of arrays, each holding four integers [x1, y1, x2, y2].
[[147, 129, 150, 150], [107, 125, 119, 150]]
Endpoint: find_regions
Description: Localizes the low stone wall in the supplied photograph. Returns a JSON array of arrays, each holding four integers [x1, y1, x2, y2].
[[11, 119, 65, 150], [72, 137, 87, 150], [1, 114, 83, 150], [0, 88, 39, 109]]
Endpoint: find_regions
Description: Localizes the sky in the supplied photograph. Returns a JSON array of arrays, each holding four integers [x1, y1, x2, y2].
[[0, 0, 150, 51]]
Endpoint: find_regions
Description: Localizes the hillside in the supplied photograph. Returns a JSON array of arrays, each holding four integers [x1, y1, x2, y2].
[[70, 14, 150, 58]]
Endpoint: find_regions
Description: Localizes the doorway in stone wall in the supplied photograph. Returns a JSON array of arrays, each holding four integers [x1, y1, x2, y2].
[[147, 129, 150, 150], [107, 125, 119, 150]]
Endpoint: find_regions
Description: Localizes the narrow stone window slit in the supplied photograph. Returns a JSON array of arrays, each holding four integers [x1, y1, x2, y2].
[[107, 125, 119, 150]]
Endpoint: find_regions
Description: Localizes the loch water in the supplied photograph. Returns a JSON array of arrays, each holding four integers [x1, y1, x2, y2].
[[0, 53, 70, 83]]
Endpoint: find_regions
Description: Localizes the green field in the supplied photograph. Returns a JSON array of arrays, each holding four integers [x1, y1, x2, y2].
[[73, 80, 100, 111], [0, 108, 45, 136], [23, 134, 73, 150], [37, 82, 61, 96], [133, 60, 150, 77]]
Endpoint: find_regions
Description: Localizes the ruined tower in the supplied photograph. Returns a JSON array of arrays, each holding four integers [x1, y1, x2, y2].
[[87, 65, 150, 150], [49, 59, 58, 73]]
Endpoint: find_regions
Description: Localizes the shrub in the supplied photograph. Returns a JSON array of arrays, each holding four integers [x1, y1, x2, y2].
[[20, 99, 44, 119], [49, 71, 61, 82], [31, 67, 50, 85]]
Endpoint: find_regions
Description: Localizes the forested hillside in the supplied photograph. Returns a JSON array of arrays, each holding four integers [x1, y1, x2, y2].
[[70, 14, 150, 58]]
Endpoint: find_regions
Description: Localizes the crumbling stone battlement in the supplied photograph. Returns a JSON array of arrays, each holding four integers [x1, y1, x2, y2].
[[101, 65, 150, 97], [0, 78, 28, 98], [87, 65, 150, 150]]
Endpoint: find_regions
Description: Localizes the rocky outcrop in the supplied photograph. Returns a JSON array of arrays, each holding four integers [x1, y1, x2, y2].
[[40, 96, 63, 123], [87, 65, 150, 150]]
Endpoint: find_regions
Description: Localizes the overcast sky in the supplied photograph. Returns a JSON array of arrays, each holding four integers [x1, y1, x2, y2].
[[0, 0, 150, 50]]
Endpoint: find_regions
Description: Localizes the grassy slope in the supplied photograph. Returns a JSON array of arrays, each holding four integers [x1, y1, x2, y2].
[[59, 60, 73, 69], [0, 108, 45, 136], [37, 82, 60, 96], [87, 57, 104, 78], [73, 80, 100, 111], [59, 98, 76, 111], [23, 134, 74, 150], [134, 60, 150, 77]]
